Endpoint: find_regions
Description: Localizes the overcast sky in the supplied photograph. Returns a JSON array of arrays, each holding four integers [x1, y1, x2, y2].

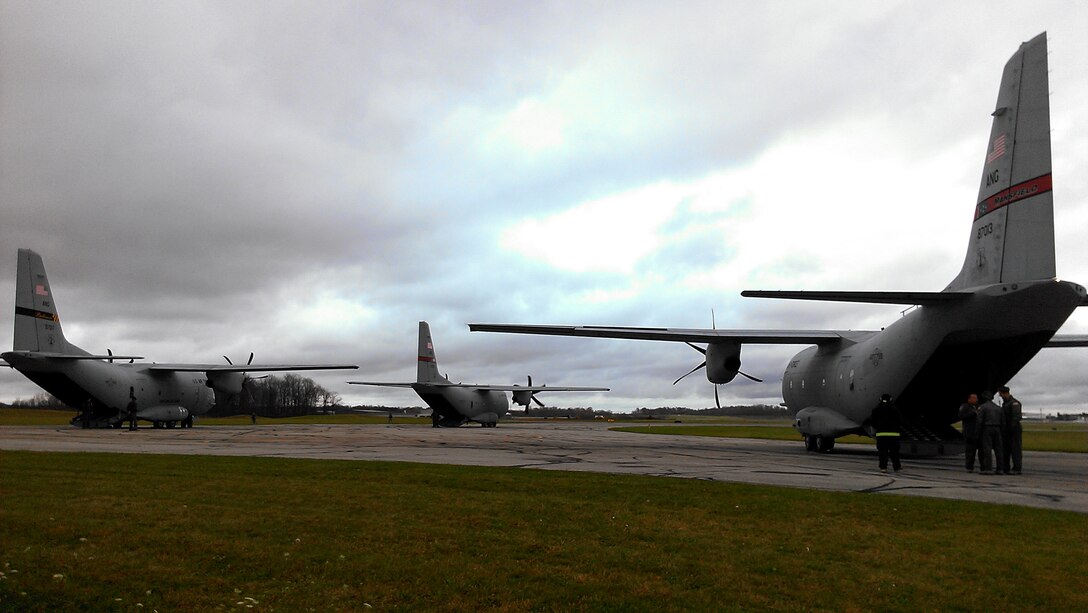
[[3, 1, 1086, 414]]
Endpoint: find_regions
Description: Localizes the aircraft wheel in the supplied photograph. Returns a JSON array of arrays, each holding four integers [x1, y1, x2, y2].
[[816, 436, 835, 453], [804, 436, 818, 452], [166, 421, 175, 429]]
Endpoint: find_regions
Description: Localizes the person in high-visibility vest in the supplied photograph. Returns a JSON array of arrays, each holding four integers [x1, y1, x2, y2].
[[866, 393, 903, 473]]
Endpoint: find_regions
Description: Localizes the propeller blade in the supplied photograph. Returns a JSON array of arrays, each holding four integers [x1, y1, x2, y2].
[[223, 355, 233, 365], [739, 371, 764, 383], [714, 385, 721, 409], [532, 395, 545, 407], [672, 360, 706, 385], [247, 352, 254, 366], [684, 342, 707, 355], [107, 348, 113, 364]]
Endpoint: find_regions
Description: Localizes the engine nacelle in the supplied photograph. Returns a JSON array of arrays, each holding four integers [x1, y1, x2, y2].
[[511, 390, 533, 407], [137, 405, 190, 422], [705, 342, 742, 384], [206, 371, 245, 395]]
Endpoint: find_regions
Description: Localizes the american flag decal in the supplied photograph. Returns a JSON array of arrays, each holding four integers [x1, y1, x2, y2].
[[986, 133, 1007, 163], [34, 284, 49, 296]]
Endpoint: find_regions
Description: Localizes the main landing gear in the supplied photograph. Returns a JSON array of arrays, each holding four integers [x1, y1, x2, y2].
[[804, 435, 835, 453]]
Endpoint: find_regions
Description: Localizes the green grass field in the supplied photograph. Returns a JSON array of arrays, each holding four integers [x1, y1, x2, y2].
[[1, 451, 1085, 612], [614, 422, 1088, 453]]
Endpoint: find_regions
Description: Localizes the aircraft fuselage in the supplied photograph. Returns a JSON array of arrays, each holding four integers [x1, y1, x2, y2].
[[3, 353, 215, 425], [414, 384, 508, 427], [784, 280, 1085, 438]]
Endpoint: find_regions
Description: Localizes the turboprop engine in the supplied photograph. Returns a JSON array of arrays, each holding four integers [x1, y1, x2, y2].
[[705, 342, 743, 384], [206, 353, 258, 409], [511, 376, 546, 408], [206, 371, 245, 396], [674, 342, 762, 408]]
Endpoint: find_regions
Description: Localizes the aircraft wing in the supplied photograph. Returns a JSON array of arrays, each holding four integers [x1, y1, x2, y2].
[[468, 324, 849, 345], [147, 364, 358, 373], [347, 381, 416, 388], [1, 351, 145, 361], [1045, 335, 1088, 348], [740, 290, 972, 305], [443, 384, 609, 392]]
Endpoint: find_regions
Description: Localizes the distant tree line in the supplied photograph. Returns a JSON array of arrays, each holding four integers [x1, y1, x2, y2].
[[210, 374, 342, 418], [7, 393, 66, 409]]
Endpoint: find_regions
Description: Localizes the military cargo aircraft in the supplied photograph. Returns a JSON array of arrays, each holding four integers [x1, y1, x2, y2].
[[349, 321, 607, 427], [2, 249, 358, 428], [471, 33, 1088, 453]]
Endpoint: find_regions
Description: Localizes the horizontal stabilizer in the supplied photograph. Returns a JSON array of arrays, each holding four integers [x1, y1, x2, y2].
[[1044, 336, 1088, 348], [741, 290, 972, 305], [469, 323, 849, 345]]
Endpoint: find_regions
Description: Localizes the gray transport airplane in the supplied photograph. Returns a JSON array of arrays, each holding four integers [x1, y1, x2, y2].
[[349, 321, 607, 427], [2, 249, 358, 428], [471, 33, 1088, 453]]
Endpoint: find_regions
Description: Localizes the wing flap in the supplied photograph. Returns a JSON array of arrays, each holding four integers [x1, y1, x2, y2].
[[347, 381, 417, 388]]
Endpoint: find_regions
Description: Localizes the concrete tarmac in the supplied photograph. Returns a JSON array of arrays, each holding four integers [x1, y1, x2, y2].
[[1, 422, 1084, 513]]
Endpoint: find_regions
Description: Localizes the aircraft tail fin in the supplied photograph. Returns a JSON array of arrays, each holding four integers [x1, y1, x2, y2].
[[947, 32, 1054, 291], [13, 248, 87, 355], [416, 321, 444, 383]]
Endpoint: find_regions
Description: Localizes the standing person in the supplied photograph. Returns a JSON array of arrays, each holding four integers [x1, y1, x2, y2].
[[866, 394, 903, 474], [958, 393, 981, 472], [250, 412, 257, 425], [126, 388, 138, 431], [999, 386, 1023, 475], [977, 391, 1004, 474], [81, 397, 94, 429]]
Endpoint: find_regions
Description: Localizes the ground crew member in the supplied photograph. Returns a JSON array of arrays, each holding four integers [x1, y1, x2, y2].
[[999, 386, 1023, 474], [867, 393, 902, 473], [126, 388, 138, 431], [81, 397, 94, 429], [977, 391, 1004, 474], [958, 392, 981, 472]]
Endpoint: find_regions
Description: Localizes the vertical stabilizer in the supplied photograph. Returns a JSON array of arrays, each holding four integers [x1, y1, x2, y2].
[[13, 249, 86, 354], [416, 321, 444, 383], [947, 32, 1054, 291]]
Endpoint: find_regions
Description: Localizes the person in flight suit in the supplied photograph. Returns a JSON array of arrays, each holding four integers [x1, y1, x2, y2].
[[977, 391, 1005, 474], [999, 386, 1023, 475], [958, 393, 981, 472]]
